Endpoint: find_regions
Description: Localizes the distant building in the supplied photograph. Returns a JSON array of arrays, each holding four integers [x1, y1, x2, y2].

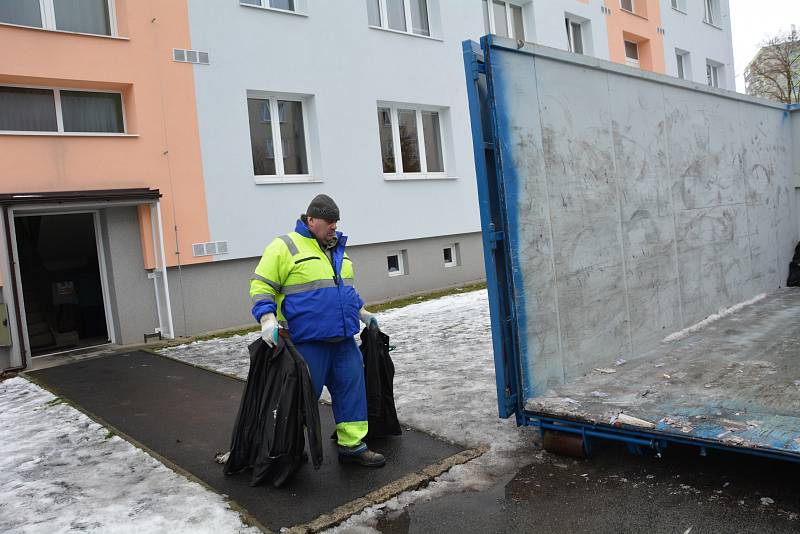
[[745, 26, 800, 103]]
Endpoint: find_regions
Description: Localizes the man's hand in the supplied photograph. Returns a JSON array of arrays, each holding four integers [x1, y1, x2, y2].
[[359, 306, 379, 330], [260, 313, 280, 347]]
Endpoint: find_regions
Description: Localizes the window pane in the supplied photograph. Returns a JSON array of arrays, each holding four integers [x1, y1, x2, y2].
[[511, 4, 524, 41], [676, 53, 685, 79], [443, 247, 452, 263], [0, 0, 42, 27], [387, 255, 399, 272], [571, 22, 583, 54], [410, 0, 429, 36], [422, 111, 443, 172], [278, 101, 308, 175], [398, 109, 420, 173], [248, 98, 276, 176], [53, 0, 111, 35], [269, 0, 294, 10], [386, 0, 406, 31], [482, 0, 490, 34], [492, 1, 508, 37], [377, 108, 395, 173], [367, 0, 381, 26], [0, 87, 57, 132], [624, 41, 639, 60], [240, 0, 261, 5], [61, 91, 123, 133], [621, 0, 633, 11]]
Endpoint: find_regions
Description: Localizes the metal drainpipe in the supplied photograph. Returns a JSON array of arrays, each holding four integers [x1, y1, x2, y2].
[[2, 206, 28, 374]]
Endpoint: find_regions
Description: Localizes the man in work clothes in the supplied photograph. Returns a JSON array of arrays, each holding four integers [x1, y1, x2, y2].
[[249, 194, 385, 467]]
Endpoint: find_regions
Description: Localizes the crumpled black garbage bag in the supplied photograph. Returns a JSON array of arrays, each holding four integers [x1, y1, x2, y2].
[[224, 337, 322, 488], [788, 241, 800, 287], [362, 324, 402, 439]]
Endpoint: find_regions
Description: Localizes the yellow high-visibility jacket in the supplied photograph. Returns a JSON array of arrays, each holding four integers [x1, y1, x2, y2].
[[250, 219, 363, 343]]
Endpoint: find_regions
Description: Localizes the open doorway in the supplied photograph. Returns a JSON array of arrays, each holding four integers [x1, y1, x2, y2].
[[14, 213, 109, 355]]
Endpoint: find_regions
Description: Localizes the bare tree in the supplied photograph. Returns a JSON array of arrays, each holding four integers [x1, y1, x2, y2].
[[745, 29, 800, 104]]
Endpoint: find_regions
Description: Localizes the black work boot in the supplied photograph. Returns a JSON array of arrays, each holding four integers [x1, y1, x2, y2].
[[337, 443, 386, 467]]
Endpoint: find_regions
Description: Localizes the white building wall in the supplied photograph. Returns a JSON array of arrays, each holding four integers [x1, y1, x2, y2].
[[660, 0, 735, 89], [186, 0, 487, 260], [185, 0, 736, 264], [524, 0, 610, 61]]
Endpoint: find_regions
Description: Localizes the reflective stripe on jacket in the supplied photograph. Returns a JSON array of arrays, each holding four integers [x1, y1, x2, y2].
[[249, 220, 364, 343]]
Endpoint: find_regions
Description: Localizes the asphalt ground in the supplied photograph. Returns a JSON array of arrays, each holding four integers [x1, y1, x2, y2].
[[28, 351, 463, 531], [374, 440, 800, 533]]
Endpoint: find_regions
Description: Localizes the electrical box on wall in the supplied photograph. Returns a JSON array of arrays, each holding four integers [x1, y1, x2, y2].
[[0, 303, 11, 347]]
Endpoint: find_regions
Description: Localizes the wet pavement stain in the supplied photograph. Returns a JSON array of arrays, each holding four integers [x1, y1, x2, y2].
[[369, 442, 799, 534]]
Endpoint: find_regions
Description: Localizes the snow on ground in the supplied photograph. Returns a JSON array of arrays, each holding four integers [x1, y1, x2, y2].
[[662, 293, 767, 342], [160, 288, 540, 532], [161, 289, 534, 452], [0, 377, 259, 534]]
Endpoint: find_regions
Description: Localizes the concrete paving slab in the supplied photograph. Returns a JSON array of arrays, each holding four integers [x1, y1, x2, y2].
[[27, 351, 464, 532]]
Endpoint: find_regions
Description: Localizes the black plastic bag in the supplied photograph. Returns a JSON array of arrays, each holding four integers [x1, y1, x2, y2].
[[224, 337, 322, 488], [362, 324, 402, 439], [788, 242, 800, 287]]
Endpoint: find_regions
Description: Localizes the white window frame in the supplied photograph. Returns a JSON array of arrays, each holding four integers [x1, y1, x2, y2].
[[1, 0, 118, 37], [483, 0, 525, 41], [706, 61, 720, 88], [675, 49, 690, 80], [379, 103, 447, 179], [620, 0, 634, 14], [370, 0, 431, 37], [239, 0, 308, 17], [387, 250, 406, 277], [670, 0, 686, 13], [247, 95, 313, 183], [624, 40, 640, 67], [703, 0, 716, 26], [443, 243, 459, 268], [565, 17, 583, 54], [0, 83, 128, 136]]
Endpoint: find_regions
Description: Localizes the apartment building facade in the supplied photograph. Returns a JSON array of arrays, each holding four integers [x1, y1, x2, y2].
[[0, 0, 736, 372], [483, 0, 734, 88]]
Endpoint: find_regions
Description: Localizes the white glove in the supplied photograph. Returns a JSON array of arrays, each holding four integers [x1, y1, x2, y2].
[[260, 313, 279, 347], [359, 306, 379, 329]]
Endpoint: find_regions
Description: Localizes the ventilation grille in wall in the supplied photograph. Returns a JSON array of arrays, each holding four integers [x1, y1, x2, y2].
[[193, 241, 228, 257], [173, 48, 210, 65]]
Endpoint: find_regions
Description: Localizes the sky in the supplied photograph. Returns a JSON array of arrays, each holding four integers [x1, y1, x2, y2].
[[730, 0, 800, 92]]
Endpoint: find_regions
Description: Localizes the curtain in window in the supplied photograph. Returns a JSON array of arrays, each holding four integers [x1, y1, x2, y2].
[[0, 87, 57, 132], [248, 98, 276, 175], [278, 101, 308, 175], [269, 0, 294, 11], [386, 0, 406, 31], [367, 0, 381, 26], [398, 109, 420, 172], [53, 0, 110, 35], [60, 91, 123, 133], [377, 108, 395, 173], [410, 0, 429, 36], [422, 111, 443, 172], [0, 0, 42, 27]]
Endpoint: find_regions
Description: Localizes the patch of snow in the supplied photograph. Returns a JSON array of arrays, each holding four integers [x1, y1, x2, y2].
[[0, 377, 258, 534], [160, 290, 537, 454], [160, 289, 540, 531], [662, 294, 766, 343]]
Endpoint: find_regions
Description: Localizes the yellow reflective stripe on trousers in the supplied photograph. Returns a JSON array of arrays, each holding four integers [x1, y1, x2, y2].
[[336, 421, 368, 447]]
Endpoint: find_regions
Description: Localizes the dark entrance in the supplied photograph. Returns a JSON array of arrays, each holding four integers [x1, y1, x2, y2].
[[15, 213, 109, 355]]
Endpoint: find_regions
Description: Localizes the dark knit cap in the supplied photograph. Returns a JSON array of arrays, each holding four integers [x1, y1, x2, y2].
[[306, 194, 340, 221]]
